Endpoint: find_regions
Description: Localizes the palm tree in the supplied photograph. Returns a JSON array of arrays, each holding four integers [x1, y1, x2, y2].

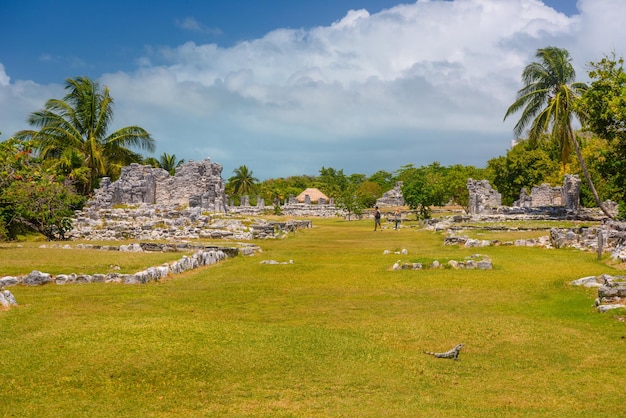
[[16, 76, 155, 193], [228, 165, 259, 197], [504, 46, 612, 218], [158, 152, 185, 175]]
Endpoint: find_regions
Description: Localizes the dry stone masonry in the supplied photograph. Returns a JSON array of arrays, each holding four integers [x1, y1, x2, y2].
[[467, 179, 502, 215], [514, 174, 581, 210], [571, 274, 626, 313], [391, 254, 492, 270], [0, 248, 229, 287], [90, 159, 227, 211], [376, 182, 405, 207], [468, 175, 584, 216]]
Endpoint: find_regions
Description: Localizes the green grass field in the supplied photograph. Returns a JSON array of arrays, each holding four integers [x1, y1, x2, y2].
[[1, 218, 625, 417]]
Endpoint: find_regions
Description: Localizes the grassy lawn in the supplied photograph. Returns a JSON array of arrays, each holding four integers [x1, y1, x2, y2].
[[1, 218, 625, 417]]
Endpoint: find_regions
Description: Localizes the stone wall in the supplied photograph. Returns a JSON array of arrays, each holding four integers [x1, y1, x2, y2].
[[89, 159, 227, 212], [376, 182, 405, 207], [467, 179, 502, 215], [0, 248, 230, 287], [514, 175, 580, 209], [468, 175, 582, 216]]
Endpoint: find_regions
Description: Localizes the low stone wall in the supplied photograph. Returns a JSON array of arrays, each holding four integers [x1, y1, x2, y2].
[[391, 254, 492, 270], [228, 203, 344, 218], [571, 274, 626, 313], [0, 248, 229, 288]]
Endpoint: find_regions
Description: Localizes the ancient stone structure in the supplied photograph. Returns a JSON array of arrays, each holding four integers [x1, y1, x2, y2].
[[562, 174, 581, 211], [514, 175, 581, 210], [468, 176, 582, 216], [69, 204, 312, 241], [376, 182, 405, 207], [467, 179, 502, 215], [88, 159, 227, 212]]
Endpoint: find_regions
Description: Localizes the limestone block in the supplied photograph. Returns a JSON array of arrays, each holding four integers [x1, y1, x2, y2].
[[0, 290, 17, 306], [22, 270, 52, 286]]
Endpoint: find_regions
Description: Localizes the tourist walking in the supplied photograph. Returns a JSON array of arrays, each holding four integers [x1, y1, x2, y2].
[[374, 206, 382, 231], [394, 209, 401, 230]]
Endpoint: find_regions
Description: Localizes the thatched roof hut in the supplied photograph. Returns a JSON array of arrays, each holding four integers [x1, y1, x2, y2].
[[295, 188, 330, 203]]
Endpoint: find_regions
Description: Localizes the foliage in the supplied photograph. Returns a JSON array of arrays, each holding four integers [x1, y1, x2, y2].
[[3, 175, 83, 240], [567, 135, 612, 207], [581, 53, 626, 213], [15, 77, 155, 194], [487, 140, 561, 205], [355, 181, 383, 209], [367, 170, 395, 191], [0, 138, 85, 240], [579, 53, 626, 142], [335, 183, 363, 220], [503, 47, 586, 165], [257, 175, 315, 203], [400, 163, 447, 219], [316, 166, 349, 199], [503, 46, 610, 216], [144, 152, 185, 175], [257, 175, 316, 204], [227, 165, 259, 199], [442, 164, 487, 212]]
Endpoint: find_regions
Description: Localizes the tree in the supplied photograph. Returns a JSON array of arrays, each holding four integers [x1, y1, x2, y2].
[[16, 76, 155, 194], [335, 183, 364, 220], [368, 170, 395, 191], [317, 167, 348, 199], [401, 165, 446, 219], [356, 181, 383, 209], [443, 165, 487, 212], [503, 46, 612, 217], [257, 175, 316, 205], [579, 53, 626, 215], [0, 138, 84, 240], [145, 152, 185, 175], [228, 165, 259, 198], [579, 53, 626, 142], [487, 140, 560, 205]]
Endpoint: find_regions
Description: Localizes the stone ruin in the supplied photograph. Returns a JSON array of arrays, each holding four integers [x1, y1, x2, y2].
[[70, 159, 323, 241], [89, 159, 227, 212], [467, 175, 581, 216], [467, 179, 502, 215], [514, 174, 580, 211], [376, 182, 405, 207]]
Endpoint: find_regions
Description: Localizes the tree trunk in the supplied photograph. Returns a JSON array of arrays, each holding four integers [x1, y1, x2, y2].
[[569, 125, 614, 219]]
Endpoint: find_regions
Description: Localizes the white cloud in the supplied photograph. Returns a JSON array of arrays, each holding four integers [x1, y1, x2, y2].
[[0, 64, 63, 140], [2, 0, 626, 179], [175, 17, 222, 35]]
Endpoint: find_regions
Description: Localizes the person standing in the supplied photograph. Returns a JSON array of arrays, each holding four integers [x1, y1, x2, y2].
[[374, 206, 382, 231], [394, 209, 401, 230]]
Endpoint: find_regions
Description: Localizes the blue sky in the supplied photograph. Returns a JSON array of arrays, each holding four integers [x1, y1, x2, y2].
[[1, 0, 624, 180]]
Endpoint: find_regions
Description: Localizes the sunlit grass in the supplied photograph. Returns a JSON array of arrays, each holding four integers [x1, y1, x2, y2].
[[1, 217, 625, 417]]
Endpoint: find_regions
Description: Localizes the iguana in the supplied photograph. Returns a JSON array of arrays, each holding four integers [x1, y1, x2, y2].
[[424, 343, 464, 360]]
